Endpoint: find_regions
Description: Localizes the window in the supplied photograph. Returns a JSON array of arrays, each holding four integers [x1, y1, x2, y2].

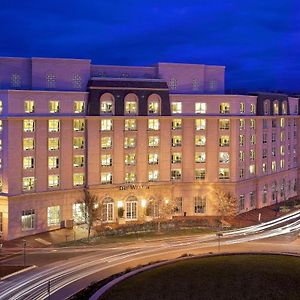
[[195, 169, 205, 180], [280, 159, 285, 169], [148, 170, 159, 182], [272, 132, 276, 142], [219, 136, 230, 147], [11, 73, 21, 88], [124, 137, 136, 148], [250, 134, 256, 145], [73, 119, 85, 131], [148, 136, 159, 148], [0, 100, 2, 114], [239, 119, 245, 129], [148, 119, 159, 130], [250, 149, 255, 160], [273, 101, 279, 115], [102, 198, 114, 222], [24, 100, 35, 113], [48, 138, 59, 151], [195, 103, 207, 114], [219, 168, 229, 179], [250, 119, 255, 129], [48, 175, 59, 188], [192, 79, 200, 91], [262, 163, 267, 173], [262, 133, 267, 144], [263, 119, 268, 129], [101, 119, 113, 131], [262, 148, 267, 159], [171, 102, 182, 114], [239, 168, 244, 178], [239, 135, 244, 146], [46, 73, 56, 88], [148, 153, 159, 165], [174, 197, 183, 214], [271, 161, 276, 172], [282, 101, 287, 115], [219, 119, 230, 130], [125, 172, 136, 183], [23, 177, 35, 191], [171, 169, 182, 180], [263, 185, 268, 204], [126, 197, 138, 219], [264, 100, 270, 115], [101, 154, 112, 166], [208, 80, 217, 91], [280, 131, 285, 142], [249, 164, 255, 175], [124, 119, 137, 131], [23, 138, 34, 150], [280, 145, 285, 155], [240, 102, 245, 113], [48, 119, 60, 132], [23, 119, 35, 132], [219, 152, 229, 163], [23, 156, 34, 169], [220, 103, 230, 114], [195, 152, 205, 163], [169, 78, 177, 90], [172, 119, 182, 130], [125, 96, 138, 115], [101, 172, 112, 184], [148, 97, 160, 115], [239, 150, 244, 162], [239, 195, 245, 211], [171, 152, 182, 164], [101, 136, 112, 149], [73, 155, 85, 167], [172, 135, 182, 147], [272, 119, 277, 128], [194, 196, 206, 213], [73, 173, 84, 186], [47, 206, 60, 226], [250, 103, 256, 114], [21, 209, 35, 230], [100, 94, 114, 114], [125, 154, 136, 166], [280, 118, 285, 128], [195, 135, 206, 146], [72, 74, 82, 89], [48, 156, 59, 169], [74, 137, 84, 149], [74, 101, 85, 113], [49, 100, 59, 113], [195, 119, 206, 130]]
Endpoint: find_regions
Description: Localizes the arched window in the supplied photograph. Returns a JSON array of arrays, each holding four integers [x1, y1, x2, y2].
[[100, 93, 114, 115], [282, 101, 287, 115], [126, 196, 138, 220], [263, 100, 270, 115], [102, 197, 114, 222], [273, 100, 279, 115], [148, 94, 161, 115], [124, 93, 138, 115]]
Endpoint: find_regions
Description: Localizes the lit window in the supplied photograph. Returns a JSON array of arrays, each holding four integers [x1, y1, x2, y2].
[[195, 102, 207, 114], [280, 118, 285, 128], [148, 170, 159, 182], [194, 196, 206, 213], [250, 134, 256, 145], [250, 149, 255, 160], [171, 169, 181, 180], [172, 135, 182, 147], [280, 159, 285, 169], [280, 145, 285, 155], [23, 119, 35, 132], [272, 132, 276, 142], [264, 100, 270, 115], [125, 154, 136, 166], [48, 175, 59, 188], [262, 163, 267, 173], [23, 177, 35, 191], [23, 138, 34, 150], [23, 156, 34, 169], [47, 206, 60, 226], [101, 119, 113, 131], [219, 152, 229, 163], [0, 139, 2, 151], [48, 119, 60, 132], [126, 196, 138, 220], [148, 119, 159, 130], [100, 95, 114, 114], [239, 151, 244, 162], [240, 102, 245, 113], [149, 153, 159, 165], [249, 164, 255, 175], [220, 103, 230, 114], [124, 119, 137, 131], [169, 78, 177, 90], [239, 119, 245, 129], [172, 119, 182, 130], [273, 101, 279, 115], [239, 169, 244, 178], [250, 119, 255, 129], [73, 173, 84, 186], [219, 136, 230, 147], [74, 101, 85, 113], [250, 103, 256, 114], [101, 136, 112, 149], [263, 185, 268, 204], [48, 156, 59, 169], [262, 133, 267, 144], [125, 100, 137, 115], [21, 209, 35, 230], [195, 169, 205, 180], [148, 99, 160, 115], [124, 137, 136, 148], [239, 135, 244, 146], [73, 119, 85, 131], [24, 100, 35, 113], [219, 168, 229, 179], [171, 102, 182, 114], [49, 100, 59, 113], [73, 137, 84, 149], [282, 101, 287, 115], [195, 152, 206, 163], [101, 154, 112, 166], [125, 172, 136, 183], [195, 135, 206, 146], [219, 119, 230, 130], [48, 138, 59, 151], [73, 155, 84, 167], [271, 161, 276, 172], [148, 136, 159, 148], [0, 100, 2, 114], [171, 152, 182, 164], [195, 119, 206, 130], [101, 172, 112, 184]]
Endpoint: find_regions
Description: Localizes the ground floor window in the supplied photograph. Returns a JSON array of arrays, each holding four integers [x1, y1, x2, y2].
[[239, 195, 245, 211], [263, 185, 267, 204], [21, 209, 35, 230], [102, 198, 114, 222], [47, 206, 60, 226], [194, 196, 206, 214], [250, 192, 255, 207], [126, 197, 137, 219], [174, 197, 183, 214], [73, 203, 85, 224], [146, 198, 159, 218]]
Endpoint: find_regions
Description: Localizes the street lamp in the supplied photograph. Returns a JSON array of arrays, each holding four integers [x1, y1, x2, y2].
[[216, 233, 223, 253], [22, 239, 27, 267]]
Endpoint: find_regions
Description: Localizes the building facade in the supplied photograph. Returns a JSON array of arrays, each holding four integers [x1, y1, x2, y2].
[[0, 57, 298, 240]]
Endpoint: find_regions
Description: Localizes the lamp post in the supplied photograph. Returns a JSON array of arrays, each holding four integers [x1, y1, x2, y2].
[[216, 233, 223, 253], [22, 239, 27, 267]]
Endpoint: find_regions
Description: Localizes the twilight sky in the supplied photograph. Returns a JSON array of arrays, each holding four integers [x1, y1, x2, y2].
[[0, 0, 299, 92]]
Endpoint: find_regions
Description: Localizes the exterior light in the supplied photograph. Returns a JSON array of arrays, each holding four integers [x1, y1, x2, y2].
[[117, 201, 123, 208], [165, 199, 169, 204], [141, 199, 147, 208]]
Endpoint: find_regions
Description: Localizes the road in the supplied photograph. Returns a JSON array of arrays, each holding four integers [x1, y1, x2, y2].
[[1, 210, 300, 300]]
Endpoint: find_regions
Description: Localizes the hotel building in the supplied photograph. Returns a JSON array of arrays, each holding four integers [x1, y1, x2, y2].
[[0, 57, 298, 240]]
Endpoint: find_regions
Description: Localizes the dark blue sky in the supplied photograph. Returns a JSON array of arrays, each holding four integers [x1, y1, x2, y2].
[[0, 0, 299, 92]]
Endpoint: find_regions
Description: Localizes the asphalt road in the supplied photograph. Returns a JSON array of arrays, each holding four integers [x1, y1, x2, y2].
[[1, 210, 300, 300]]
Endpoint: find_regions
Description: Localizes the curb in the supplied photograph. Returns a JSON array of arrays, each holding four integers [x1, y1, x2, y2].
[[0, 265, 37, 281], [89, 251, 300, 300]]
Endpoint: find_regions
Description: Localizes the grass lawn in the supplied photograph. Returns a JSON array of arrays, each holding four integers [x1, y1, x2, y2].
[[101, 254, 300, 300], [0, 266, 27, 278]]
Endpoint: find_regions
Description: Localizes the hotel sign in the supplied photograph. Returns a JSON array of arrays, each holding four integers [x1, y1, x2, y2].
[[119, 184, 150, 191]]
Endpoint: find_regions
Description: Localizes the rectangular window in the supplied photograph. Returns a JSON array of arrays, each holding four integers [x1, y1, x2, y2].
[[101, 154, 112, 166], [262, 133, 267, 144], [250, 149, 255, 160], [250, 119, 255, 129], [240, 102, 245, 113], [171, 169, 182, 180], [239, 169, 244, 179], [148, 101, 160, 115], [172, 135, 182, 147], [47, 206, 60, 226], [73, 119, 85, 131], [195, 119, 206, 130], [239, 195, 245, 210], [125, 101, 137, 115], [23, 156, 34, 169], [48, 156, 59, 169], [73, 137, 84, 149], [24, 100, 35, 113], [74, 101, 85, 113], [250, 192, 255, 207], [126, 201, 137, 219], [49, 100, 59, 113], [219, 119, 230, 130], [262, 148, 267, 159], [73, 173, 84, 186], [194, 196, 206, 213], [125, 172, 136, 183], [174, 197, 183, 214], [148, 119, 159, 130], [263, 119, 268, 129], [172, 119, 182, 130], [101, 136, 112, 149], [250, 103, 256, 114], [48, 138, 59, 151], [250, 134, 256, 145], [21, 209, 35, 230], [195, 169, 205, 180], [239, 135, 244, 146], [73, 155, 85, 167], [124, 119, 137, 131], [219, 152, 229, 163], [48, 175, 59, 188], [220, 103, 230, 114], [171, 102, 182, 114], [23, 119, 35, 132], [148, 170, 159, 182], [219, 168, 229, 179], [101, 101, 113, 114], [262, 163, 267, 173], [195, 152, 206, 163], [239, 150, 244, 162], [148, 136, 159, 148], [101, 119, 113, 131], [149, 153, 159, 165], [101, 172, 112, 184], [124, 136, 136, 148], [219, 136, 230, 147], [171, 152, 182, 164], [0, 100, 3, 115], [239, 119, 245, 129], [195, 102, 207, 114], [125, 154, 136, 166], [249, 164, 255, 175], [23, 177, 35, 191], [272, 161, 276, 172], [195, 135, 206, 146], [23, 138, 34, 150], [48, 119, 60, 132]]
